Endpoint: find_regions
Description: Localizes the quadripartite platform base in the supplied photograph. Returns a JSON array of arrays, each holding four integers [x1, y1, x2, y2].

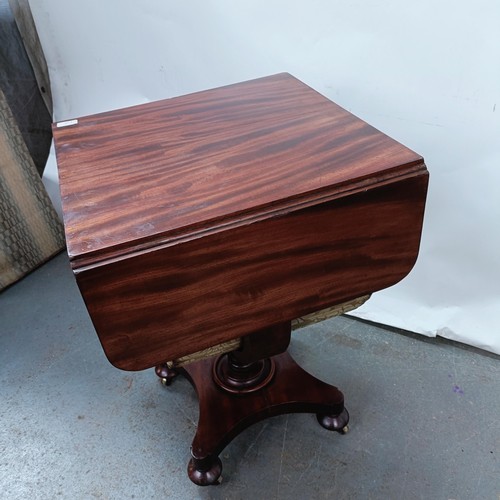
[[155, 325, 349, 486]]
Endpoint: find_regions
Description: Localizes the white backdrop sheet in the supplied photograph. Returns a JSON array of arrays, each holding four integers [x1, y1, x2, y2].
[[32, 0, 500, 354]]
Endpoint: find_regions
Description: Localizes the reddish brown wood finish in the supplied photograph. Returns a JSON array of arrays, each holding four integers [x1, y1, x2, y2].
[[74, 175, 427, 370], [53, 73, 428, 371], [156, 323, 348, 485], [180, 349, 348, 486], [53, 73, 423, 265]]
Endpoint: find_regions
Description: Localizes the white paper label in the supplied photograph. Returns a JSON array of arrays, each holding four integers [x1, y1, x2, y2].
[[56, 119, 79, 128]]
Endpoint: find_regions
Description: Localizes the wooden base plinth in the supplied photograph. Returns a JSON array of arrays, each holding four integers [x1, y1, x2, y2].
[[156, 346, 349, 486]]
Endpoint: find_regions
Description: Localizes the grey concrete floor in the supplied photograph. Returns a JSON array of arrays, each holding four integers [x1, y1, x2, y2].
[[1, 252, 499, 499]]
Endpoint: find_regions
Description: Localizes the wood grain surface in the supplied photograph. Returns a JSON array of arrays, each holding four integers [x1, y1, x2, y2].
[[53, 73, 424, 266], [76, 175, 427, 370], [53, 74, 428, 370]]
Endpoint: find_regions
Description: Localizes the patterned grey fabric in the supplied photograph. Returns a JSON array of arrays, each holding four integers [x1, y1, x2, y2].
[[1, 0, 52, 176], [0, 86, 64, 290]]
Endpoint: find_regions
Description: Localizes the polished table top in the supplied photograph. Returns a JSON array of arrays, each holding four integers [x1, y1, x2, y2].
[[53, 74, 428, 370], [54, 73, 423, 267]]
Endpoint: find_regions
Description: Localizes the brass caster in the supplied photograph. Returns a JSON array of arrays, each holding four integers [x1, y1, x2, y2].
[[155, 363, 178, 386]]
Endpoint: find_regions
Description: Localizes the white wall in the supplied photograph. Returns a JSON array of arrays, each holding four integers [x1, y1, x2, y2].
[[32, 0, 500, 354]]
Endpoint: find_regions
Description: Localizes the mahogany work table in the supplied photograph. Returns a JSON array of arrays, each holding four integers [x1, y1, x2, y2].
[[53, 73, 428, 486]]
